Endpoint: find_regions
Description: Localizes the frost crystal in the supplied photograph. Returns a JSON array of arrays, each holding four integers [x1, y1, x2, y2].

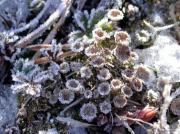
[[60, 62, 70, 74], [70, 41, 84, 52], [99, 100, 112, 114], [11, 58, 52, 96], [80, 66, 93, 79], [66, 79, 81, 91], [70, 61, 83, 72], [97, 68, 112, 81], [98, 82, 111, 96], [114, 45, 131, 62], [85, 45, 102, 57], [90, 56, 105, 68], [92, 28, 108, 41], [113, 95, 127, 108], [80, 103, 97, 122], [110, 79, 123, 91], [121, 85, 133, 98], [107, 9, 124, 21], [59, 89, 75, 104], [114, 31, 131, 45], [84, 90, 93, 99]]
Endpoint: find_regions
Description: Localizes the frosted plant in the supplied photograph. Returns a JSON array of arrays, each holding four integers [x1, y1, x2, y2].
[[113, 95, 127, 108], [92, 27, 108, 41], [0, 32, 19, 53], [84, 90, 93, 99], [135, 30, 151, 44], [48, 61, 60, 76], [11, 83, 41, 96], [11, 58, 53, 96], [146, 89, 160, 104], [59, 89, 75, 104], [99, 100, 112, 114], [50, 39, 62, 58], [170, 97, 180, 116], [97, 82, 111, 96], [107, 9, 124, 21], [121, 69, 135, 80], [114, 45, 131, 62], [59, 62, 70, 74], [97, 68, 112, 81], [114, 31, 131, 45], [65, 79, 81, 92], [80, 102, 97, 122], [121, 85, 133, 98], [70, 61, 83, 72], [39, 39, 62, 58], [90, 56, 105, 68], [74, 8, 106, 31], [68, 7, 107, 43], [135, 64, 151, 82], [70, 40, 84, 52], [85, 45, 102, 57], [110, 79, 123, 92], [130, 77, 143, 92], [80, 66, 93, 79]]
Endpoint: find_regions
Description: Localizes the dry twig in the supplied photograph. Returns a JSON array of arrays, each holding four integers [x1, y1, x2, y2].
[[8, 0, 52, 34], [15, 0, 73, 48]]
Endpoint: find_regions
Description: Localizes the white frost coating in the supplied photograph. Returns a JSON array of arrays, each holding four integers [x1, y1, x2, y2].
[[0, 85, 17, 130], [38, 128, 58, 134], [136, 32, 180, 82]]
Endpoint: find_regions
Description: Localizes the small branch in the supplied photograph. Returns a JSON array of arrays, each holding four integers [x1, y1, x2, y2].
[[34, 57, 50, 64], [14, 0, 73, 48], [33, 1, 72, 59], [8, 0, 52, 34], [56, 51, 77, 61], [143, 20, 180, 33], [155, 22, 180, 32], [43, 1, 72, 44], [27, 44, 52, 51]]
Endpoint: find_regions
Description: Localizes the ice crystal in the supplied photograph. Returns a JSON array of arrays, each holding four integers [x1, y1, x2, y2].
[[59, 89, 75, 104], [97, 68, 112, 81], [84, 90, 93, 99], [80, 66, 93, 79], [114, 31, 131, 45], [114, 45, 131, 62], [60, 62, 70, 74], [11, 58, 53, 96], [99, 100, 112, 114], [107, 9, 124, 21], [110, 79, 123, 91], [113, 95, 127, 108], [80, 103, 97, 122], [66, 79, 81, 92], [98, 82, 111, 96]]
